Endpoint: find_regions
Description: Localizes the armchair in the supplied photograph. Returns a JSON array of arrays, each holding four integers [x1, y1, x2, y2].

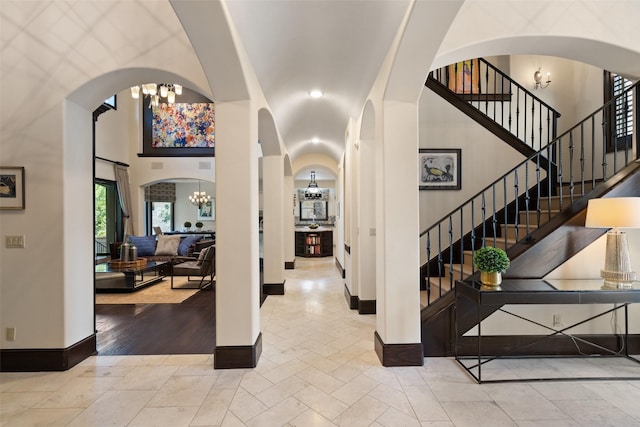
[[170, 245, 215, 289]]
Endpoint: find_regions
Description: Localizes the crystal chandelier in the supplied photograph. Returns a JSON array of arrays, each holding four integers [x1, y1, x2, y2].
[[188, 181, 211, 208], [130, 83, 183, 108]]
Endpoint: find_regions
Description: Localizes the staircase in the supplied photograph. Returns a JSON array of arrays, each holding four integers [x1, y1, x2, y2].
[[419, 61, 640, 356]]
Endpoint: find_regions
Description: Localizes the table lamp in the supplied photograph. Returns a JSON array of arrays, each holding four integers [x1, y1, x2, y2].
[[585, 197, 640, 288]]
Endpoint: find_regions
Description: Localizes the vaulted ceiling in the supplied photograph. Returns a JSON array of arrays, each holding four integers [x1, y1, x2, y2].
[[225, 1, 410, 173]]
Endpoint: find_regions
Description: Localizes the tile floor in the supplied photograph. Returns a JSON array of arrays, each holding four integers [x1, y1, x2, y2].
[[2, 257, 640, 426]]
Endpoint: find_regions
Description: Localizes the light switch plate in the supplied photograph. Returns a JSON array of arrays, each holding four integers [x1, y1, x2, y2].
[[6, 235, 25, 248]]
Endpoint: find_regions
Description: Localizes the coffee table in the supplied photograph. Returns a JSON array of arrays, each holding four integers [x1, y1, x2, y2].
[[95, 260, 168, 292]]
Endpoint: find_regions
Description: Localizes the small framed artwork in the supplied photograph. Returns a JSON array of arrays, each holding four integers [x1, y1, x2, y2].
[[419, 149, 461, 190], [0, 166, 25, 209], [197, 199, 215, 220], [447, 59, 480, 94]]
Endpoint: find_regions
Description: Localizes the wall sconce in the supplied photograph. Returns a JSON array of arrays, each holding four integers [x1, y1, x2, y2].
[[585, 197, 640, 288], [533, 67, 551, 89]]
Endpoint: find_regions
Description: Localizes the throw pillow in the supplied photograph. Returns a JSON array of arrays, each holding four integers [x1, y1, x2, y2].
[[178, 235, 202, 256], [128, 235, 156, 256], [155, 235, 181, 256], [197, 246, 210, 266]]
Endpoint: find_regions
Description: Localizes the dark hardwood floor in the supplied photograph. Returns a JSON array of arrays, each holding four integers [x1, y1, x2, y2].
[[95, 289, 215, 355]]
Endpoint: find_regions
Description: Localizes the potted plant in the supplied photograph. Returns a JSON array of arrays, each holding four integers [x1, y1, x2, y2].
[[473, 246, 510, 287], [195, 221, 204, 231], [183, 221, 192, 231]]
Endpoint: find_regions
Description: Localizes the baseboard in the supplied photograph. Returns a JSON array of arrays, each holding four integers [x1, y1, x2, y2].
[[374, 331, 423, 367], [358, 299, 376, 314], [214, 332, 262, 369], [263, 280, 285, 295], [335, 257, 345, 278], [343, 284, 358, 309], [285, 260, 295, 270], [0, 334, 97, 372]]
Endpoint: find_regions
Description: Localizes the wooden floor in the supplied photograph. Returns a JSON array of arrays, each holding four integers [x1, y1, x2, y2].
[[95, 288, 215, 355]]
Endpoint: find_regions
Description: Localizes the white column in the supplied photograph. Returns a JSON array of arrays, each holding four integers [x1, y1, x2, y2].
[[376, 100, 421, 350], [348, 138, 360, 299], [262, 154, 285, 286], [215, 100, 261, 351], [283, 174, 295, 267], [357, 138, 377, 306]]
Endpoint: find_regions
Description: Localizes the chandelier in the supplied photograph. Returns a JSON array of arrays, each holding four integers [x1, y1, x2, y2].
[[130, 83, 183, 108], [188, 181, 211, 208], [304, 171, 322, 199]]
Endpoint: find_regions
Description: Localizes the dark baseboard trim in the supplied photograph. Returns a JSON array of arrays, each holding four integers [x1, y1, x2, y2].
[[344, 244, 351, 254], [456, 334, 640, 357], [358, 299, 376, 314], [0, 334, 97, 372], [374, 331, 423, 367], [343, 284, 358, 309], [263, 280, 285, 295], [285, 260, 295, 270], [214, 332, 262, 369], [335, 257, 345, 278]]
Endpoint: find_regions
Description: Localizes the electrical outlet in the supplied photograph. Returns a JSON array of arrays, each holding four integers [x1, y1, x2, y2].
[[553, 314, 561, 327], [6, 327, 16, 341]]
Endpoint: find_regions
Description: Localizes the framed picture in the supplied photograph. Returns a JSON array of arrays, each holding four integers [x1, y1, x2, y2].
[[447, 59, 480, 94], [197, 199, 215, 220], [419, 149, 461, 190], [0, 166, 25, 209]]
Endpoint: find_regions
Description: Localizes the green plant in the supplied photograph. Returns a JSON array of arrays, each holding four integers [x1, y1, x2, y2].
[[195, 221, 203, 228], [184, 221, 192, 228], [473, 246, 510, 272]]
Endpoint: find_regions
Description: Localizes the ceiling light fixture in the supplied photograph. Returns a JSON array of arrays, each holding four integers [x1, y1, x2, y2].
[[312, 137, 320, 143], [309, 89, 324, 98], [304, 171, 322, 199], [131, 83, 183, 108]]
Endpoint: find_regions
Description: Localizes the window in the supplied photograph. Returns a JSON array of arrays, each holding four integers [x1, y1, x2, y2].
[[146, 201, 174, 235], [604, 71, 634, 153], [95, 180, 122, 255]]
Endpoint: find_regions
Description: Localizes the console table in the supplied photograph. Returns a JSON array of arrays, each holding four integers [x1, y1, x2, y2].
[[455, 278, 640, 383]]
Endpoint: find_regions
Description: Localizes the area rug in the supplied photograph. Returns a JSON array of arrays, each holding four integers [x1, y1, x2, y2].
[[95, 278, 202, 304]]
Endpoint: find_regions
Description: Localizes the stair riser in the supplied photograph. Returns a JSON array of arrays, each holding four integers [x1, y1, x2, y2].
[[518, 211, 554, 225], [501, 224, 538, 240]]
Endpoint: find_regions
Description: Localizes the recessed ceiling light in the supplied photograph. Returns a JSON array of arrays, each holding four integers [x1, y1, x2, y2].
[[312, 137, 320, 143], [309, 89, 324, 98]]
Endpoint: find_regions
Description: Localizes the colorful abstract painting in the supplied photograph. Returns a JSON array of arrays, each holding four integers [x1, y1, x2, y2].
[[152, 103, 215, 148]]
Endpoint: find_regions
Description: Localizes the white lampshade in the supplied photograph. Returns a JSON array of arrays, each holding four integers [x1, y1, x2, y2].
[[160, 85, 168, 98], [585, 197, 640, 229], [174, 84, 183, 95], [167, 90, 175, 103], [147, 83, 157, 96], [130, 85, 140, 99]]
